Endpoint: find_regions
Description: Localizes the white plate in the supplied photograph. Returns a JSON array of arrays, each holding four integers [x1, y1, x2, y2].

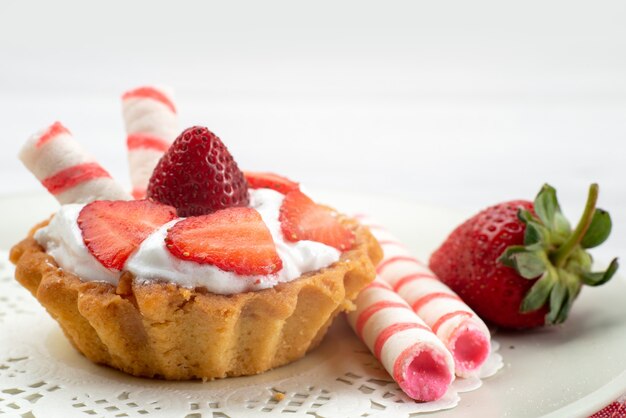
[[2, 191, 625, 417]]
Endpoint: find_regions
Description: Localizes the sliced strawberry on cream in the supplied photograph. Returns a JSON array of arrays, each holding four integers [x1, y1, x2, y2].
[[244, 172, 299, 194], [279, 190, 354, 251], [77, 200, 177, 270], [165, 207, 283, 276]]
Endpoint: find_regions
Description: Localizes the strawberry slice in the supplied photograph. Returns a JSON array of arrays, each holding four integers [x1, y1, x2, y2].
[[279, 190, 354, 251], [244, 171, 299, 194], [78, 200, 177, 270], [165, 207, 283, 275]]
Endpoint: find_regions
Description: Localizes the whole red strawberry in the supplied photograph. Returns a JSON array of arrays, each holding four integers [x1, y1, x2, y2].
[[429, 184, 618, 329], [147, 126, 249, 217]]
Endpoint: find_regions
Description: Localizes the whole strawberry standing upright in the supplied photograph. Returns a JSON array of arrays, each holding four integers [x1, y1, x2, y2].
[[147, 126, 249, 216], [429, 184, 618, 329]]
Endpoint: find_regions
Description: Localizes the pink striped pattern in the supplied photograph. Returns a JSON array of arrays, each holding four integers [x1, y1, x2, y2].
[[365, 280, 390, 290], [393, 272, 437, 292], [36, 121, 70, 147], [346, 278, 455, 401], [122, 85, 178, 200], [376, 255, 422, 274], [41, 162, 111, 195], [19, 122, 131, 204], [373, 322, 428, 359], [358, 214, 492, 377], [432, 311, 473, 334], [411, 292, 462, 313], [127, 133, 171, 152], [355, 300, 410, 338], [122, 86, 177, 113]]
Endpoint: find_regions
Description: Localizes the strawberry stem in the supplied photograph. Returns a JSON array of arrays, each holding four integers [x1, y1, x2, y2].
[[553, 184, 599, 268]]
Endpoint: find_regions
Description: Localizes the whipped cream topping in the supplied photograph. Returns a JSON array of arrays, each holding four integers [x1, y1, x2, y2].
[[34, 189, 341, 294], [34, 204, 120, 284]]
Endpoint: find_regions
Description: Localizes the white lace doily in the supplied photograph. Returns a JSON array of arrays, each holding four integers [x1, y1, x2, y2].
[[0, 251, 502, 417]]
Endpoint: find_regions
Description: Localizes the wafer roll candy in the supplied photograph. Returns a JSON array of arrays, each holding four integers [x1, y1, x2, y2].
[[19, 122, 131, 204], [122, 86, 179, 199], [358, 216, 491, 378], [347, 278, 455, 401]]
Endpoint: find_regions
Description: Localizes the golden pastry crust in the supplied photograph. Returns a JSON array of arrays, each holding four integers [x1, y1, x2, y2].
[[10, 218, 382, 380]]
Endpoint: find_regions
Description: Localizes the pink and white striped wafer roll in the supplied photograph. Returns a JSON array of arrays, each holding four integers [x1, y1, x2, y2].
[[19, 122, 131, 204], [347, 278, 455, 401], [122, 86, 179, 199], [357, 215, 491, 378]]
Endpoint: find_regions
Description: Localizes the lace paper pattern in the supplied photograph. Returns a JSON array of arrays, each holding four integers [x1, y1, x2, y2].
[[0, 251, 502, 417]]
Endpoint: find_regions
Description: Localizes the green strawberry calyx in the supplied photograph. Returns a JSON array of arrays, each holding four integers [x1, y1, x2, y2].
[[498, 183, 619, 325]]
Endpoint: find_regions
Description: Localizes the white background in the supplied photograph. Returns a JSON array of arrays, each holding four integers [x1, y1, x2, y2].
[[1, 0, 624, 259]]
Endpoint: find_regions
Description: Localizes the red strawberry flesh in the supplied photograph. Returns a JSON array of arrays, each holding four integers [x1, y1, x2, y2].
[[244, 172, 299, 194], [78, 200, 177, 270], [165, 207, 283, 276], [279, 190, 354, 251], [147, 126, 249, 217]]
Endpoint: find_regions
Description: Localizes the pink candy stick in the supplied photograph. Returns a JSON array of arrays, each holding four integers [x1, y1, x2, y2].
[[19, 122, 131, 204], [121, 86, 179, 199], [358, 215, 491, 378], [347, 278, 455, 402]]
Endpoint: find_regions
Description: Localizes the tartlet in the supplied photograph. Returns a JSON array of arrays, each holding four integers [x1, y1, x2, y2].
[[11, 217, 382, 379], [13, 91, 382, 380]]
